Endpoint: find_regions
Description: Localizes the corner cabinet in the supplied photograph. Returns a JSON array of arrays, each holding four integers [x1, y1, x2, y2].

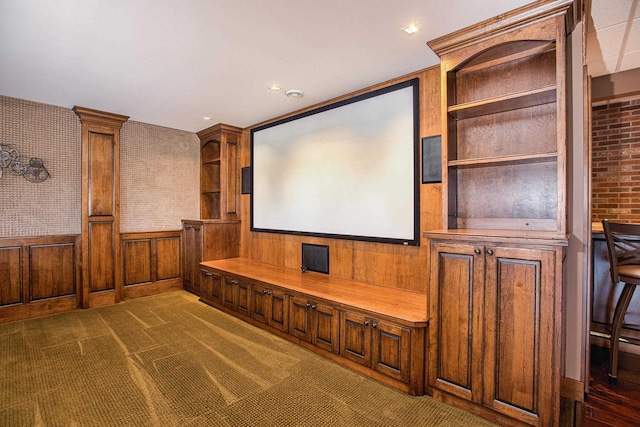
[[181, 220, 240, 295], [426, 1, 576, 426], [196, 123, 242, 221]]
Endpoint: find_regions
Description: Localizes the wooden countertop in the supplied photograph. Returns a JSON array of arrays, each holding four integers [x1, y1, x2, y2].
[[200, 257, 428, 326]]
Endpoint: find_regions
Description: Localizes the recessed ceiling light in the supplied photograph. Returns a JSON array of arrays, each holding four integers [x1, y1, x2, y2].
[[203, 117, 212, 120], [270, 84, 281, 91], [285, 89, 304, 99], [402, 24, 420, 35]]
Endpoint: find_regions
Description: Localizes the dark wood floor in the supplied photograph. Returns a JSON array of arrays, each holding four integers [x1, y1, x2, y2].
[[580, 345, 640, 426]]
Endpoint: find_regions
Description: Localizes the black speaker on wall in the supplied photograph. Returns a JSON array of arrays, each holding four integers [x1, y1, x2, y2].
[[422, 135, 442, 184], [241, 167, 251, 194], [301, 243, 329, 274]]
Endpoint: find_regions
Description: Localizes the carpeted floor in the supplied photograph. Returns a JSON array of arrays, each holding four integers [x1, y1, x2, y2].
[[0, 290, 496, 426]]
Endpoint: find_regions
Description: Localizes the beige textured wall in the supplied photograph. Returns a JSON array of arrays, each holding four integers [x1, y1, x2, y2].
[[0, 96, 81, 237], [120, 121, 199, 232], [1, 95, 201, 237]]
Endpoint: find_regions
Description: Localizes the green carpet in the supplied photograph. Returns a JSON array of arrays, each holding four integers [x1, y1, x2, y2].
[[0, 290, 496, 426]]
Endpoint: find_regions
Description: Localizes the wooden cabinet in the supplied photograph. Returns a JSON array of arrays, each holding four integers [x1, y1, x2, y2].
[[221, 274, 251, 317], [340, 310, 411, 384], [181, 220, 240, 296], [196, 124, 242, 221], [427, 237, 564, 426], [251, 284, 289, 332], [427, 1, 575, 235], [199, 258, 427, 395], [290, 296, 339, 354], [200, 269, 223, 305]]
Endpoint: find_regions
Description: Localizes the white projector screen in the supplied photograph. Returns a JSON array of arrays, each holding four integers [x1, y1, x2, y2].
[[251, 79, 420, 246]]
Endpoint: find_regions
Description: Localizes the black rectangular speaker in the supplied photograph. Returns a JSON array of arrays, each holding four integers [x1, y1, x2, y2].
[[301, 243, 329, 274], [241, 167, 251, 194], [422, 135, 442, 184]]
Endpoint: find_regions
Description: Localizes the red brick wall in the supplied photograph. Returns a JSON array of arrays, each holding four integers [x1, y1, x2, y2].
[[592, 97, 640, 223]]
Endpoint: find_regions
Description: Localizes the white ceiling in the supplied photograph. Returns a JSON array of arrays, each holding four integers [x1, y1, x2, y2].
[[0, 0, 533, 132], [586, 0, 640, 76], [1, 1, 630, 133]]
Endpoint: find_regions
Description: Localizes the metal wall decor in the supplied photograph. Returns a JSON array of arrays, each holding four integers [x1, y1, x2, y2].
[[0, 143, 50, 182]]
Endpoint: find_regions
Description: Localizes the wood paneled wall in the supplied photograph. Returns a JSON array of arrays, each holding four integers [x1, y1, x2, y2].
[[121, 230, 182, 299], [239, 66, 442, 293], [0, 235, 80, 323]]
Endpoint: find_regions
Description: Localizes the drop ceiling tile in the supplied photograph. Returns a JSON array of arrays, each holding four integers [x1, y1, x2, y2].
[[590, 0, 633, 31], [624, 18, 640, 53], [588, 55, 622, 77], [587, 23, 627, 64], [620, 50, 640, 71]]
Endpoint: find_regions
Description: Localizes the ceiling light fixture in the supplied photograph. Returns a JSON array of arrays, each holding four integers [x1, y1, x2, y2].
[[270, 84, 281, 91], [285, 89, 304, 99], [203, 116, 212, 120], [402, 24, 420, 35]]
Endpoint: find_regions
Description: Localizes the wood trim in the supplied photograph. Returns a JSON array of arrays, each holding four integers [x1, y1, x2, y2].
[[561, 376, 585, 402], [75, 106, 128, 308], [427, 0, 576, 57], [0, 235, 80, 323]]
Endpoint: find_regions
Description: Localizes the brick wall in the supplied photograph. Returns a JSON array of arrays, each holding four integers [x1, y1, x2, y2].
[[592, 97, 640, 223]]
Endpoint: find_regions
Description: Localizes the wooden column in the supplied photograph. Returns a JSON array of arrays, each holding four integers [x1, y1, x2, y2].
[[73, 106, 129, 308]]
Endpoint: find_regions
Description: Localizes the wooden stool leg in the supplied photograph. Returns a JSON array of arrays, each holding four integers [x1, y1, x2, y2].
[[609, 283, 637, 380]]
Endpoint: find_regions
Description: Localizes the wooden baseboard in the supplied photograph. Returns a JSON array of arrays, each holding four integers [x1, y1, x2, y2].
[[123, 278, 182, 300], [561, 376, 585, 402], [0, 296, 77, 324]]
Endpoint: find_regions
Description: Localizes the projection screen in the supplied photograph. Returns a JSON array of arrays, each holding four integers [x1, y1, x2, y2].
[[250, 79, 419, 246]]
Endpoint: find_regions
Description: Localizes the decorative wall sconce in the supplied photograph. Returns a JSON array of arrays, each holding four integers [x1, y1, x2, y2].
[[0, 143, 50, 182]]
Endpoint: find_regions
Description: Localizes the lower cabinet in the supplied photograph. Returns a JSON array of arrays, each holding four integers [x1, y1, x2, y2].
[[428, 238, 563, 426], [200, 269, 222, 304], [340, 310, 411, 384], [222, 274, 251, 317], [251, 284, 289, 332], [289, 296, 339, 353], [197, 263, 425, 395]]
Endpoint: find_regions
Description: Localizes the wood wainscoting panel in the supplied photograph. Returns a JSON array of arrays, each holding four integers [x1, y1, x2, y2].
[[123, 239, 152, 286], [156, 236, 180, 280], [0, 235, 80, 323], [89, 221, 116, 292], [30, 243, 76, 300], [0, 246, 22, 306], [121, 231, 182, 300]]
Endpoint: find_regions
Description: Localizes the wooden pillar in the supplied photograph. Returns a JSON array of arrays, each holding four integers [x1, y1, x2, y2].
[[73, 106, 129, 308]]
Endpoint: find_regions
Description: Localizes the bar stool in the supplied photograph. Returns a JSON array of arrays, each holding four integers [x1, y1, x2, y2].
[[602, 219, 640, 381]]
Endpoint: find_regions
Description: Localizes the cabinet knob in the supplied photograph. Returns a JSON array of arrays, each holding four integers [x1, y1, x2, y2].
[[267, 290, 272, 296], [364, 320, 370, 326], [204, 272, 213, 277], [371, 322, 377, 329], [487, 249, 494, 256], [474, 248, 481, 255], [311, 305, 317, 310], [305, 303, 311, 309]]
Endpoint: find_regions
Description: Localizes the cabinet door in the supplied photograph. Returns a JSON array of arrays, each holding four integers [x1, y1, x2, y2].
[[252, 284, 269, 325], [311, 302, 339, 354], [200, 269, 222, 304], [483, 246, 557, 424], [340, 311, 372, 367], [222, 275, 236, 309], [269, 289, 289, 333], [428, 242, 484, 403], [236, 280, 251, 317], [372, 320, 411, 383], [289, 296, 312, 342]]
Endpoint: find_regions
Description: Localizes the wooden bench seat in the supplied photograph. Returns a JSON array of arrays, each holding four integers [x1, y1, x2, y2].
[[198, 257, 428, 395]]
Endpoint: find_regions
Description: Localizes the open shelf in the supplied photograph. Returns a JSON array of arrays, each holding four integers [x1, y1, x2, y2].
[[447, 86, 556, 120], [448, 152, 557, 168]]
